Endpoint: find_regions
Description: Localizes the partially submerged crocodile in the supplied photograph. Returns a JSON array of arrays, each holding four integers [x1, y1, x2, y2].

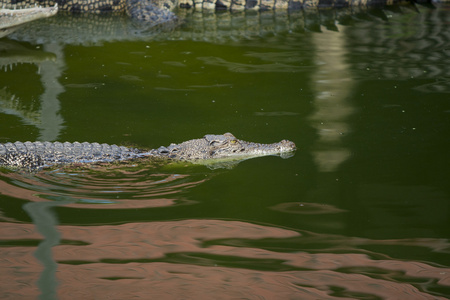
[[0, 5, 57, 37], [0, 5, 57, 29], [0, 0, 441, 31], [0, 133, 296, 170], [1, 0, 448, 39], [0, 0, 178, 24]]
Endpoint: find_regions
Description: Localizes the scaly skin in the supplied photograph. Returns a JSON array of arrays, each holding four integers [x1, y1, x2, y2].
[[0, 0, 177, 23], [1, 0, 447, 35], [0, 5, 57, 30], [0, 0, 426, 26], [0, 133, 296, 170]]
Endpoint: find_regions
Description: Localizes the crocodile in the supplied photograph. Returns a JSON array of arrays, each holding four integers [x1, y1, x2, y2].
[[0, 5, 58, 37], [0, 5, 58, 30], [0, 0, 178, 25], [1, 0, 449, 39], [0, 133, 296, 170], [0, 0, 440, 32]]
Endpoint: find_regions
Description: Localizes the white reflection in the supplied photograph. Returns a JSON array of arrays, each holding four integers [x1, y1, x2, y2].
[[309, 25, 354, 172]]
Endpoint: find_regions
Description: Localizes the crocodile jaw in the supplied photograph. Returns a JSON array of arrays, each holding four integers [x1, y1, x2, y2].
[[150, 133, 297, 168], [209, 139, 296, 159], [0, 5, 58, 30]]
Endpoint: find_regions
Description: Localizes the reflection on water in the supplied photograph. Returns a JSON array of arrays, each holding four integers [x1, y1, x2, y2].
[[1, 216, 449, 299], [1, 4, 450, 300], [347, 6, 450, 82], [36, 44, 65, 141], [197, 56, 304, 73], [22, 201, 65, 300], [1, 163, 449, 299], [0, 40, 65, 141], [309, 22, 354, 173], [0, 165, 208, 299]]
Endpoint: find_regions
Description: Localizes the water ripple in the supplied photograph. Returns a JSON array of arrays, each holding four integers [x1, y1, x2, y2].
[[197, 56, 302, 73], [0, 164, 205, 209]]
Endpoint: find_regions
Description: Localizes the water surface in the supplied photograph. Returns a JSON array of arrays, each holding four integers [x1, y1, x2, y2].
[[1, 5, 449, 299]]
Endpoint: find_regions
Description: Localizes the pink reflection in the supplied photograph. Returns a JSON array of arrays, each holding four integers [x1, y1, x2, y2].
[[55, 263, 447, 300], [0, 247, 42, 299], [1, 220, 449, 299]]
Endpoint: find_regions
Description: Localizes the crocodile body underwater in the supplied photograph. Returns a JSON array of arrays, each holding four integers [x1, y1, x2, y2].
[[0, 0, 442, 30], [0, 133, 296, 171]]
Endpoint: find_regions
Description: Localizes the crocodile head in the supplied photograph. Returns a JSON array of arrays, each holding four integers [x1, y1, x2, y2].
[[151, 132, 296, 168], [0, 5, 58, 35]]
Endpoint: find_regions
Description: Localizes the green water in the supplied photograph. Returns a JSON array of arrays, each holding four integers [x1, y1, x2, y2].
[[1, 5, 450, 299]]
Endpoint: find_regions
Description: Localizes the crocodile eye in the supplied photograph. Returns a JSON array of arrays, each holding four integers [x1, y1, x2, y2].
[[230, 140, 236, 144]]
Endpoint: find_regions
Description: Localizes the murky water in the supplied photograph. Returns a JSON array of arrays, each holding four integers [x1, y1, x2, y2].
[[1, 4, 450, 299]]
